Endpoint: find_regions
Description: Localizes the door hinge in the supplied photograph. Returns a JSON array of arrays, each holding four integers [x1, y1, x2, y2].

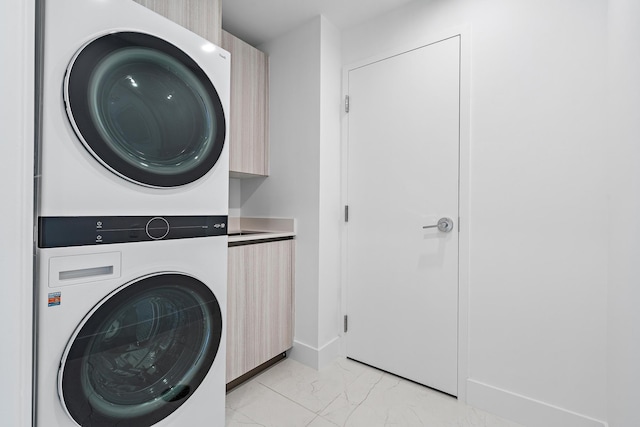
[[344, 315, 348, 333], [345, 95, 350, 113], [344, 205, 349, 222]]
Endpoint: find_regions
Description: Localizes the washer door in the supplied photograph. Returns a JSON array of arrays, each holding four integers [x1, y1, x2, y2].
[[59, 273, 223, 426], [65, 32, 226, 187]]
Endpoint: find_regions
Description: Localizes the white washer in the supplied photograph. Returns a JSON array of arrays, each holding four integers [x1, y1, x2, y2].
[[39, 0, 230, 217], [36, 232, 227, 426]]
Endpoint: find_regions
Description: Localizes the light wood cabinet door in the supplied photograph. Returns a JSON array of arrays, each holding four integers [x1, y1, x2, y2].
[[222, 30, 269, 177], [227, 240, 294, 383], [133, 0, 221, 45]]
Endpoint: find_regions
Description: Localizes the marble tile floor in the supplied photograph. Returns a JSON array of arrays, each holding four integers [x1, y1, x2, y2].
[[225, 357, 525, 427]]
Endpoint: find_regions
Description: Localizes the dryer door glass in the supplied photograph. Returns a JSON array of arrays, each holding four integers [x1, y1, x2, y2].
[[60, 273, 223, 427], [65, 32, 226, 187]]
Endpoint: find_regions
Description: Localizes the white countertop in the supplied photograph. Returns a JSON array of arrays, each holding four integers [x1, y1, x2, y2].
[[227, 217, 296, 244]]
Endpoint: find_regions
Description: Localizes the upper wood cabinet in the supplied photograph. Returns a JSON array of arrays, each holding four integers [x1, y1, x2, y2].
[[133, 0, 222, 45], [222, 30, 270, 177]]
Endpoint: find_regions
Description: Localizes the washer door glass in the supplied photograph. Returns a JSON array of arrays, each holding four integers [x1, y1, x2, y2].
[[65, 32, 226, 187], [60, 273, 223, 427]]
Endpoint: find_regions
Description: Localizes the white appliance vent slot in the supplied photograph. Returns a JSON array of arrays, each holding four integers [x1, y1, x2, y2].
[[59, 266, 114, 281], [49, 252, 121, 287]]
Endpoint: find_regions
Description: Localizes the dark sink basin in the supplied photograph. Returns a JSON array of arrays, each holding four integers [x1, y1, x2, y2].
[[228, 231, 269, 237]]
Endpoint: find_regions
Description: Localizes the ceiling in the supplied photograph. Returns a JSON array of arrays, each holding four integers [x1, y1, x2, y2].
[[221, 0, 416, 46]]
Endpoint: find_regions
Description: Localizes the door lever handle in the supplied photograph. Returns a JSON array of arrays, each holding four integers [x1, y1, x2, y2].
[[423, 217, 454, 233]]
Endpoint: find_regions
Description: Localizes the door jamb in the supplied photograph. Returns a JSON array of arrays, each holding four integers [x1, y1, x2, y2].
[[339, 25, 472, 402]]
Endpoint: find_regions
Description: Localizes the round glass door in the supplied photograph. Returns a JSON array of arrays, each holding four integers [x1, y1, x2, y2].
[[65, 32, 226, 187], [59, 273, 223, 426]]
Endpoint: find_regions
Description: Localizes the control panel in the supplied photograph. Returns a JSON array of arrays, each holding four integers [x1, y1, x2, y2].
[[39, 215, 227, 248]]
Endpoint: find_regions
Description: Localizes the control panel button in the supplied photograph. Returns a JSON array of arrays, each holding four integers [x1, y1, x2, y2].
[[146, 217, 170, 240]]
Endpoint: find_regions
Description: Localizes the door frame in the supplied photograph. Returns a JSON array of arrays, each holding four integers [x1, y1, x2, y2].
[[340, 25, 472, 402]]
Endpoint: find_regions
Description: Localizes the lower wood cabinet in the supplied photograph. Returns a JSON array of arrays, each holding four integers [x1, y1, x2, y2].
[[226, 239, 294, 383]]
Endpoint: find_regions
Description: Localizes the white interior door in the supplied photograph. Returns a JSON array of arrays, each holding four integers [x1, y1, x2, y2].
[[346, 36, 460, 395]]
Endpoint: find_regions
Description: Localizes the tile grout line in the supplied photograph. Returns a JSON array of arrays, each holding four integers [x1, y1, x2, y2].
[[252, 359, 372, 418], [256, 379, 326, 417], [305, 414, 341, 427], [225, 406, 268, 427], [339, 372, 386, 427], [229, 359, 529, 427]]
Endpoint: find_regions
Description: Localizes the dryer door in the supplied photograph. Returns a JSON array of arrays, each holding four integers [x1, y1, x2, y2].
[[65, 32, 226, 188], [59, 273, 223, 427]]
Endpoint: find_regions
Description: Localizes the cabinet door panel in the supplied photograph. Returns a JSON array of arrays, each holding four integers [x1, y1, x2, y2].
[[227, 240, 293, 382], [133, 0, 221, 45], [222, 30, 269, 176]]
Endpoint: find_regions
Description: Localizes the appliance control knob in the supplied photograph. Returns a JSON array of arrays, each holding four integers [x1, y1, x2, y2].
[[146, 217, 170, 240]]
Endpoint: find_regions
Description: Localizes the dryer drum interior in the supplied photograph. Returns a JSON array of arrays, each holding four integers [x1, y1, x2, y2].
[[59, 273, 223, 426], [65, 32, 226, 188]]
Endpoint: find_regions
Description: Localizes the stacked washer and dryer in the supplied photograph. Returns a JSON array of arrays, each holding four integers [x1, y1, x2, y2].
[[35, 0, 229, 426]]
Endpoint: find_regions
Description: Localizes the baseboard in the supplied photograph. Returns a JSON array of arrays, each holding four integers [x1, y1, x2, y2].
[[466, 379, 607, 427], [288, 336, 342, 370], [288, 340, 318, 368], [317, 336, 341, 369]]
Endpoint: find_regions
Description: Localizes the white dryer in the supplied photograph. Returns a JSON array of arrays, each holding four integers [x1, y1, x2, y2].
[[35, 217, 227, 426], [39, 0, 230, 217]]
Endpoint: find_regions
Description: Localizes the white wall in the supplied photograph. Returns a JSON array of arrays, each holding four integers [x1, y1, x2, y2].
[[317, 16, 343, 361], [239, 16, 343, 368], [241, 17, 324, 362], [607, 1, 640, 426], [229, 178, 242, 217], [233, 3, 640, 426], [0, 1, 35, 426], [343, 1, 608, 426]]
